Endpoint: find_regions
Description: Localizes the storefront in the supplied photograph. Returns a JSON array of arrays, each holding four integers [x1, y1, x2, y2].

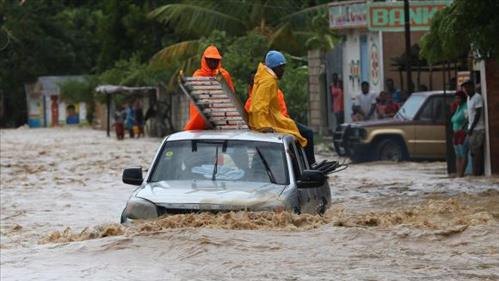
[[309, 0, 452, 132], [25, 76, 87, 127]]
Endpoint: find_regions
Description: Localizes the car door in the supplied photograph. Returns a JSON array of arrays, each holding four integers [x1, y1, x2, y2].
[[290, 142, 324, 213], [413, 96, 447, 158]]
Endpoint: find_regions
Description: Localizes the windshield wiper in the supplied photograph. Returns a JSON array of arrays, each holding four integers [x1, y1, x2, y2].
[[212, 145, 219, 181], [255, 147, 276, 184]]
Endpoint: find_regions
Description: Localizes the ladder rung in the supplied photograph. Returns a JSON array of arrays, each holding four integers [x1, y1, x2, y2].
[[207, 111, 242, 117], [191, 90, 226, 96], [197, 98, 232, 104], [210, 116, 244, 121], [187, 85, 223, 91], [217, 125, 249, 130], [213, 120, 247, 125], [209, 103, 238, 108], [203, 108, 239, 114], [185, 77, 214, 81], [193, 93, 228, 99], [185, 81, 221, 87]]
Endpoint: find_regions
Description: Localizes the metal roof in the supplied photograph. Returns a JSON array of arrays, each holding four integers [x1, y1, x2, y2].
[[37, 76, 85, 96], [95, 85, 156, 95]]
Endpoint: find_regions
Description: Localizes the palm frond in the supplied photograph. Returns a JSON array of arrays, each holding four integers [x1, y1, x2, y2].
[[268, 23, 304, 55], [151, 40, 200, 66], [279, 3, 329, 26], [150, 3, 246, 36]]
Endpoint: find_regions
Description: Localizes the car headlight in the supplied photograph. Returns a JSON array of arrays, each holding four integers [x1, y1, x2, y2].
[[351, 127, 367, 139], [125, 197, 158, 220]]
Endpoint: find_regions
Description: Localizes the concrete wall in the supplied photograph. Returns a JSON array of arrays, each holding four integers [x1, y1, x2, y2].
[[308, 49, 325, 133], [340, 30, 381, 122], [484, 59, 499, 174]]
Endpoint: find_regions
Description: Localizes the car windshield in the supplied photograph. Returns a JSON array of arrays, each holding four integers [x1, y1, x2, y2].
[[395, 95, 426, 120], [150, 140, 289, 185]]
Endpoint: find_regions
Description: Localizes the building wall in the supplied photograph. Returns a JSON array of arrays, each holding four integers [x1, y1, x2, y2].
[[308, 49, 325, 133], [382, 31, 446, 92], [484, 59, 499, 174], [340, 29, 381, 123]]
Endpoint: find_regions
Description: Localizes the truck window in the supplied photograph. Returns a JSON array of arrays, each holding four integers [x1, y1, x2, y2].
[[294, 142, 308, 171], [417, 97, 434, 121], [287, 143, 301, 179], [417, 96, 450, 123]]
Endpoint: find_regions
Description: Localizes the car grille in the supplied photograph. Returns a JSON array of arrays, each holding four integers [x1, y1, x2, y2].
[[156, 206, 230, 216]]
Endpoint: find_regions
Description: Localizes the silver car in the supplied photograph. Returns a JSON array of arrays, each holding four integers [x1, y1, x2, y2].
[[121, 130, 331, 223]]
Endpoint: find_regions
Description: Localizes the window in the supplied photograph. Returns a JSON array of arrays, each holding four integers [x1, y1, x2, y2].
[[396, 95, 426, 120], [418, 98, 434, 121], [294, 142, 308, 171], [417, 96, 447, 122], [150, 140, 289, 185], [287, 144, 301, 179]]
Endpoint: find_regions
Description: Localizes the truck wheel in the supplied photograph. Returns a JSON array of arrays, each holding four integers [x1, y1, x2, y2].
[[375, 138, 405, 161], [318, 198, 327, 215]]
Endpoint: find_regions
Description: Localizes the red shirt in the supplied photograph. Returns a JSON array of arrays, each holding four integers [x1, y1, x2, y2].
[[330, 85, 343, 113]]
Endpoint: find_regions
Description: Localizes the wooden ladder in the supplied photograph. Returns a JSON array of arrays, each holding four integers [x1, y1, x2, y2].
[[179, 75, 249, 130]]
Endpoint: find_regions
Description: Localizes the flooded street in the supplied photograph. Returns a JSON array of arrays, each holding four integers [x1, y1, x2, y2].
[[1, 128, 498, 280]]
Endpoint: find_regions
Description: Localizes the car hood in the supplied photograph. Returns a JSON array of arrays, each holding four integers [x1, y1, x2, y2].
[[136, 180, 287, 209], [348, 117, 406, 128]]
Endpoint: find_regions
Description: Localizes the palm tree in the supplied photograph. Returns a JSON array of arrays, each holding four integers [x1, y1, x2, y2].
[[149, 0, 335, 71]]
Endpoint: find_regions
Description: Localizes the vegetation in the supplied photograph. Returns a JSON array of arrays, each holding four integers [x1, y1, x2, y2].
[[1, 0, 333, 128], [420, 0, 499, 63]]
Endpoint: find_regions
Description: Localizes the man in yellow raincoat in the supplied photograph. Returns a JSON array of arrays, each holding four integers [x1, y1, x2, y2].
[[248, 50, 314, 162]]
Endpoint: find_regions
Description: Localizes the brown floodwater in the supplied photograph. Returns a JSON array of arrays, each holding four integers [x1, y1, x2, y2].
[[1, 128, 498, 280]]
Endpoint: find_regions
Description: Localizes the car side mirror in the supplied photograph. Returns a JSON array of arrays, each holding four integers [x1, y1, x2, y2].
[[122, 167, 143, 186], [297, 170, 326, 189]]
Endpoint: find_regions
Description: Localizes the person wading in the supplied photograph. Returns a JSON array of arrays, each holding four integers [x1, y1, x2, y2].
[[184, 45, 235, 130], [247, 50, 309, 157]]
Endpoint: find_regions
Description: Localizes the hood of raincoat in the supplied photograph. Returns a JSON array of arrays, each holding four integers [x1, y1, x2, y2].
[[194, 45, 223, 77]]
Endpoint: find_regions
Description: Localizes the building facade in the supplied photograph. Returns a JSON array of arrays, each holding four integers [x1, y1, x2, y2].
[[24, 76, 87, 128], [309, 0, 452, 133]]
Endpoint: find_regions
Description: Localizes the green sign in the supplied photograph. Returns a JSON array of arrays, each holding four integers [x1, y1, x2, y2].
[[368, 1, 452, 32]]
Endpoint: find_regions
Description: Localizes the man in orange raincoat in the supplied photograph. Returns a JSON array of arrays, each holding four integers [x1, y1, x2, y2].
[[183, 45, 235, 130], [247, 50, 316, 164]]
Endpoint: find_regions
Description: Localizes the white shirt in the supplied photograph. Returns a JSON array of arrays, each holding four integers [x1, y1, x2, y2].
[[353, 92, 377, 119], [467, 93, 485, 131]]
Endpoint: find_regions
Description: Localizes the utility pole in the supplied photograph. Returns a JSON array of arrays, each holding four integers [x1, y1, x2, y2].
[[404, 0, 412, 93]]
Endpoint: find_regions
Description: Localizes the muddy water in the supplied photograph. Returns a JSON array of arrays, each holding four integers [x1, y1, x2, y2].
[[1, 128, 499, 280]]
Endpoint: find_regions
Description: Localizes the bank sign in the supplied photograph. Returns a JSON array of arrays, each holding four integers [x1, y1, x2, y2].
[[367, 1, 452, 32]]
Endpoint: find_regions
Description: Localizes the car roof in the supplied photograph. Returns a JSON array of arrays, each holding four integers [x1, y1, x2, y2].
[[411, 90, 456, 97], [165, 130, 290, 143]]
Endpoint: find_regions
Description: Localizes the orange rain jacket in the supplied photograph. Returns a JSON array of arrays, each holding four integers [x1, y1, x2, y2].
[[183, 46, 235, 130], [247, 63, 307, 147]]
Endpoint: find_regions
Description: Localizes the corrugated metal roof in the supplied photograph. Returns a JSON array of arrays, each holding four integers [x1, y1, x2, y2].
[[37, 75, 85, 96]]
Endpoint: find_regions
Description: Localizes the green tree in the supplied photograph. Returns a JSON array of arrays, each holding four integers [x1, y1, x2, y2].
[[150, 0, 335, 64], [420, 0, 499, 62]]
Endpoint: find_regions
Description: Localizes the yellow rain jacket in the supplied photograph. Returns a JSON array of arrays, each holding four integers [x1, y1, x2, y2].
[[248, 63, 307, 147]]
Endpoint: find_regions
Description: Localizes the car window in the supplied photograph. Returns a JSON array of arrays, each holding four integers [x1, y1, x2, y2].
[[287, 143, 301, 178], [396, 95, 426, 120], [294, 142, 308, 171], [416, 96, 447, 122], [150, 140, 289, 185], [418, 97, 434, 121]]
